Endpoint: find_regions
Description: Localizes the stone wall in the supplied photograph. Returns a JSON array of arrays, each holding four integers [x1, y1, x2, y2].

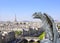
[[0, 32, 2, 43]]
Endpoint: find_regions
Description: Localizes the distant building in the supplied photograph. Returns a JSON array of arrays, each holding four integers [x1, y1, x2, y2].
[[0, 21, 41, 31], [2, 31, 15, 43]]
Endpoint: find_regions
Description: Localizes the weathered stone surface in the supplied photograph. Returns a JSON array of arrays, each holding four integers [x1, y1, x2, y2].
[[33, 12, 59, 43], [0, 32, 2, 43], [40, 39, 52, 43]]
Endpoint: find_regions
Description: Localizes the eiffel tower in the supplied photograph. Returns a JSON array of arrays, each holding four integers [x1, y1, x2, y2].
[[14, 14, 17, 22]]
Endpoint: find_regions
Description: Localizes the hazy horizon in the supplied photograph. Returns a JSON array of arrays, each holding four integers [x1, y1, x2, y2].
[[0, 0, 60, 22]]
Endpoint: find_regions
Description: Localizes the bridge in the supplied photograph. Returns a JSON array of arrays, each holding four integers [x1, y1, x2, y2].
[[17, 37, 40, 43], [23, 37, 40, 41]]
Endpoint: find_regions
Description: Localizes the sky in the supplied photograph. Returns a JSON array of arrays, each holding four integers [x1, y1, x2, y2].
[[0, 0, 60, 21]]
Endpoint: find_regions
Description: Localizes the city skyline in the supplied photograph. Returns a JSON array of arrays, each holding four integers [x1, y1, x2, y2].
[[0, 0, 60, 21]]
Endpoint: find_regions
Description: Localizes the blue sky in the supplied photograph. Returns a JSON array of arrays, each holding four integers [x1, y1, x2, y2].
[[0, 0, 60, 21]]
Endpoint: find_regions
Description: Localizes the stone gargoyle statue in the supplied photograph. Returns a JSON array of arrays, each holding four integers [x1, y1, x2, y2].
[[33, 12, 59, 43]]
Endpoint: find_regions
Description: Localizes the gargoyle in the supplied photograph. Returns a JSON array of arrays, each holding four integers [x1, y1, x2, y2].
[[33, 12, 59, 43]]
